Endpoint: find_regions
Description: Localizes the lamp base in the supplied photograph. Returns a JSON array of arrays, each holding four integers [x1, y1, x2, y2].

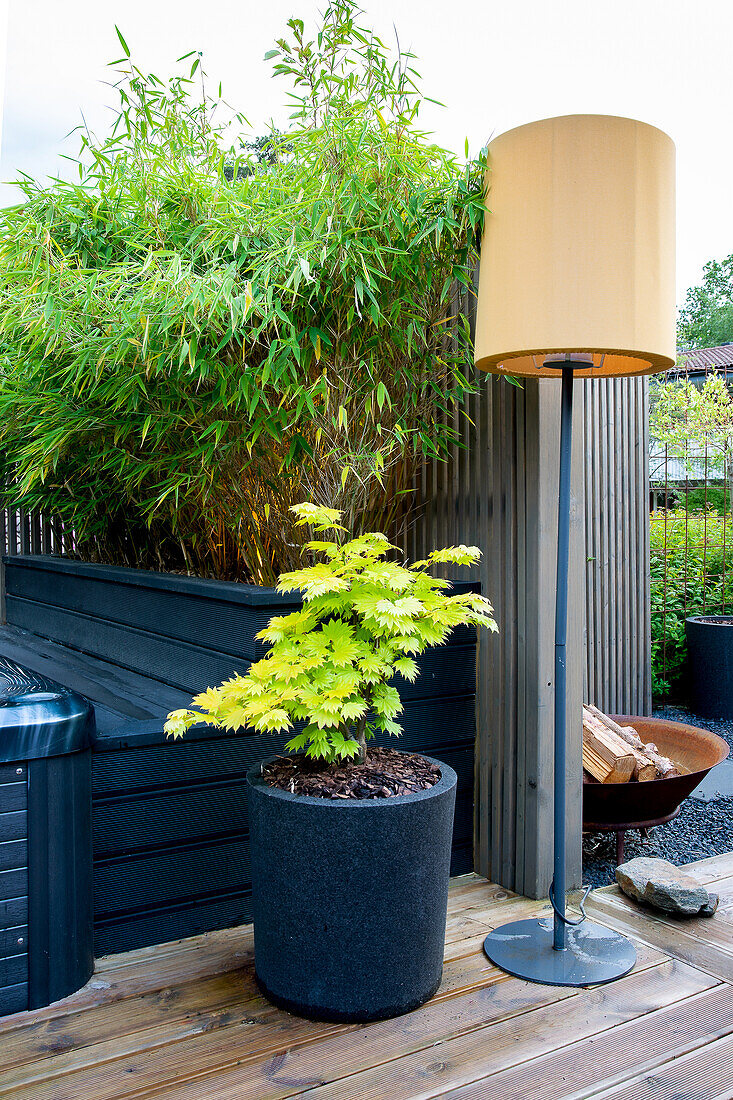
[[483, 917, 636, 987]]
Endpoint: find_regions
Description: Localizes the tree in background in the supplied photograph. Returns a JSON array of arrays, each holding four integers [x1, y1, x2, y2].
[[651, 371, 733, 493], [678, 255, 733, 350], [0, 2, 484, 584]]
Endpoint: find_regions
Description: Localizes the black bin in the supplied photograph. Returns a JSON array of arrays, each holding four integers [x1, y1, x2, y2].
[[0, 658, 94, 1014]]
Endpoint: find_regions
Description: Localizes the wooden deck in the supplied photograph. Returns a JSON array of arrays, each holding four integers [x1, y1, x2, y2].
[[3, 854, 733, 1099]]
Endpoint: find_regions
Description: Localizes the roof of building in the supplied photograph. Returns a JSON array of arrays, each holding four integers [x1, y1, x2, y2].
[[677, 344, 733, 371]]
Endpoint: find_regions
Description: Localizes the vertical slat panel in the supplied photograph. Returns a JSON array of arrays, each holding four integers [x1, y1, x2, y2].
[[490, 379, 505, 881], [474, 375, 493, 878], [582, 381, 594, 704], [402, 371, 585, 896], [19, 510, 29, 556], [606, 378, 616, 703], [41, 519, 53, 555], [624, 384, 634, 711], [520, 379, 544, 894], [599, 379, 611, 702], [591, 379, 604, 703], [30, 512, 41, 556], [641, 378, 652, 710], [0, 495, 61, 623], [583, 375, 652, 715], [9, 510, 18, 556], [619, 382, 629, 708], [500, 383, 515, 886], [52, 518, 63, 558]]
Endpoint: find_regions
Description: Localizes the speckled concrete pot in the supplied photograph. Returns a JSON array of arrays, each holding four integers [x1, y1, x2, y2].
[[246, 753, 457, 1023]]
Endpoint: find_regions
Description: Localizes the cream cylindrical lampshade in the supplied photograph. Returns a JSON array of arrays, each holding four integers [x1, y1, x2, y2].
[[474, 114, 676, 378]]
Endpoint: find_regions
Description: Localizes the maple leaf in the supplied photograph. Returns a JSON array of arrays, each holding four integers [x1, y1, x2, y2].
[[166, 504, 497, 762]]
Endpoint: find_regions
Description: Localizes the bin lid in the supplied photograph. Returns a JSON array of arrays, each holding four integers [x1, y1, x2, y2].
[[0, 658, 95, 762]]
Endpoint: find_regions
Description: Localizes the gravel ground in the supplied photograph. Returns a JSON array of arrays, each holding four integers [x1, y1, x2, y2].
[[582, 705, 733, 888]]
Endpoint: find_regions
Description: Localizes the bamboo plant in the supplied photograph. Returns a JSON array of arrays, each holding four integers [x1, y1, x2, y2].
[[0, 3, 485, 584]]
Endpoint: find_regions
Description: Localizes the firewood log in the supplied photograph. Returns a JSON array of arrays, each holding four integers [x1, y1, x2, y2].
[[584, 709, 655, 781], [582, 717, 635, 783], [617, 726, 657, 781], [584, 704, 678, 779], [582, 742, 615, 783], [584, 706, 654, 778]]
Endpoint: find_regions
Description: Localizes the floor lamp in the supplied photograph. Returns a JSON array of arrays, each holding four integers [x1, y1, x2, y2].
[[475, 114, 676, 986]]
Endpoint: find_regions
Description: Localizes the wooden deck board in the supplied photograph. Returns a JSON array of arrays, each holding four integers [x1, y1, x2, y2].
[[586, 889, 733, 982], [143, 962, 715, 1100], [2, 855, 733, 1099], [436, 984, 733, 1099], [0, 944, 671, 1100], [588, 1031, 733, 1100]]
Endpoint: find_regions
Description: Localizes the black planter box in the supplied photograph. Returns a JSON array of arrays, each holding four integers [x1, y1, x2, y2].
[[248, 754, 457, 1022], [3, 556, 478, 957], [686, 615, 733, 719]]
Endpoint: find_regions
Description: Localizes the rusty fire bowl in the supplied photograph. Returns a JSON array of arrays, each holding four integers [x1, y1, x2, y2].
[[583, 715, 729, 828]]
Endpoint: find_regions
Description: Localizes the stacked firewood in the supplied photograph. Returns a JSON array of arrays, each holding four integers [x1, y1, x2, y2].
[[582, 704, 679, 783]]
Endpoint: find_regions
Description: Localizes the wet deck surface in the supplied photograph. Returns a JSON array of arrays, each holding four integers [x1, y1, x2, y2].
[[3, 853, 733, 1098]]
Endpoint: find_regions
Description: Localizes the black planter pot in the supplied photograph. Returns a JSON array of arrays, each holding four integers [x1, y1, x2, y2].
[[247, 753, 457, 1023], [686, 615, 733, 719]]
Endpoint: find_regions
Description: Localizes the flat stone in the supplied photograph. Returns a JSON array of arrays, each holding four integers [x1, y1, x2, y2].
[[616, 857, 714, 917]]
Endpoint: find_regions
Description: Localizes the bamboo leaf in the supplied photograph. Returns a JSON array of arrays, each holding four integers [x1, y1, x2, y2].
[[115, 26, 131, 58]]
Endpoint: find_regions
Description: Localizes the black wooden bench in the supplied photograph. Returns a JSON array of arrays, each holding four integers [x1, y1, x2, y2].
[[1, 555, 477, 957]]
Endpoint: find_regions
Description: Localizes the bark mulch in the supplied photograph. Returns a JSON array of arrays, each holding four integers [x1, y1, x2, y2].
[[262, 746, 441, 800]]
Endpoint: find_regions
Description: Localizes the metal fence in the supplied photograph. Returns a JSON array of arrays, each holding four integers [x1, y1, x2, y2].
[[650, 360, 733, 699]]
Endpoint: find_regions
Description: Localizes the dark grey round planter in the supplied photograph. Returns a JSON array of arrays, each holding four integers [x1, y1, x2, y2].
[[686, 615, 733, 719], [246, 752, 457, 1023]]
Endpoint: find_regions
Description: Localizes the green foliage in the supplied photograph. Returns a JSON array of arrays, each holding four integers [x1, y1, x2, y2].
[[679, 485, 728, 512], [165, 503, 497, 762], [678, 255, 733, 350], [650, 509, 733, 697], [0, 2, 484, 584]]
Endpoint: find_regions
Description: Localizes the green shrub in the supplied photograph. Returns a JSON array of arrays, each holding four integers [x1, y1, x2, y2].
[[672, 485, 729, 513], [165, 503, 497, 762], [0, 4, 484, 584], [650, 508, 733, 697]]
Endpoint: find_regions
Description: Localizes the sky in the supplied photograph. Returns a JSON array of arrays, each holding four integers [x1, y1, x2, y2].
[[0, 0, 731, 306]]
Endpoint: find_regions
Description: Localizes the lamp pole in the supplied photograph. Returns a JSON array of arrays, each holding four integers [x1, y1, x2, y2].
[[552, 362, 574, 950]]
